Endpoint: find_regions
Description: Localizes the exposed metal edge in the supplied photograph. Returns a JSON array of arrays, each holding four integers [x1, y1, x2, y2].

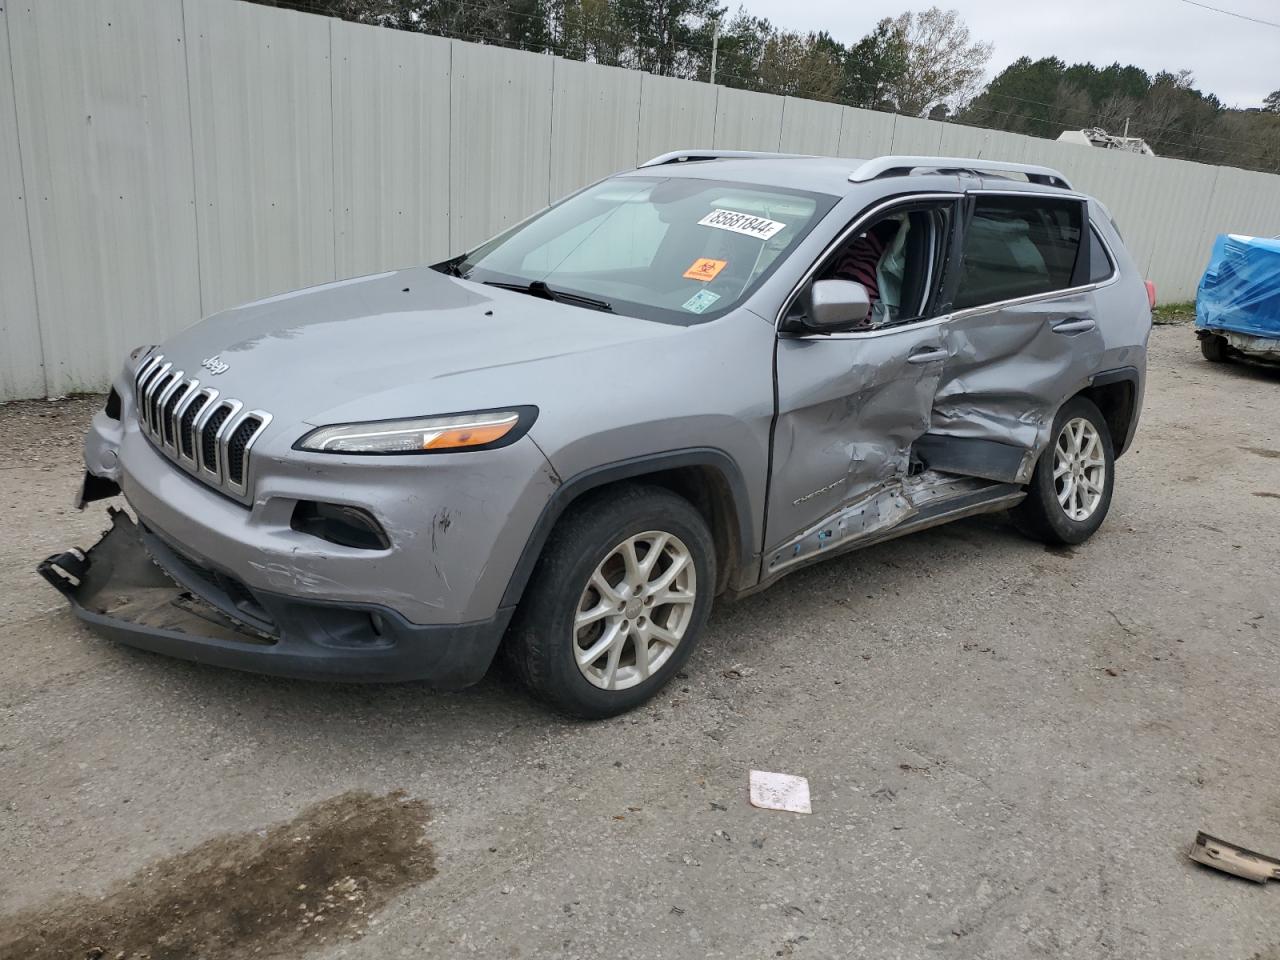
[[755, 485, 1025, 590]]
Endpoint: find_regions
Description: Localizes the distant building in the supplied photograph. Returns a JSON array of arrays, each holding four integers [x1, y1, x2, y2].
[[1057, 127, 1156, 156]]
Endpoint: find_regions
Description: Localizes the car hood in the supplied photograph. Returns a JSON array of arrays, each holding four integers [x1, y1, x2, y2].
[[147, 267, 683, 429]]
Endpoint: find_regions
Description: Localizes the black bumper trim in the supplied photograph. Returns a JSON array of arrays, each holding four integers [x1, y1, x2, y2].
[[38, 508, 510, 687]]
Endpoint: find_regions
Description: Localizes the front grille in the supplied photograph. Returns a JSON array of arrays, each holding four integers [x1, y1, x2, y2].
[[201, 405, 232, 471], [227, 416, 262, 486], [179, 392, 209, 458], [133, 352, 272, 502]]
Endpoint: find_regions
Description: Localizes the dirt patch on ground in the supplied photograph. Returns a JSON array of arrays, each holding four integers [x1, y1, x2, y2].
[[0, 396, 104, 467], [0, 791, 434, 960]]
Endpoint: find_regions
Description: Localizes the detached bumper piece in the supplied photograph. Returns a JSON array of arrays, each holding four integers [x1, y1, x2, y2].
[[38, 508, 510, 686], [1188, 831, 1280, 884]]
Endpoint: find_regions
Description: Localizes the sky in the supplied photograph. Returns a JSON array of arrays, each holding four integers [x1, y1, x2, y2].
[[737, 0, 1278, 109]]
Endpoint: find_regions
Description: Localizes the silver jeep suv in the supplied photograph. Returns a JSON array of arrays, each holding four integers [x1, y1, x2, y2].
[[42, 152, 1150, 717]]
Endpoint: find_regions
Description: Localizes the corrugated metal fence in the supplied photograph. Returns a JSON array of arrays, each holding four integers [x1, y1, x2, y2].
[[4, 0, 1280, 400]]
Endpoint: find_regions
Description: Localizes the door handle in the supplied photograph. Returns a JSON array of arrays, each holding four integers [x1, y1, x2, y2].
[[907, 347, 948, 364], [1051, 317, 1096, 334]]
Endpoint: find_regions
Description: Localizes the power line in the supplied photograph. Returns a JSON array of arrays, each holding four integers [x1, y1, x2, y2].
[[1177, 0, 1280, 28]]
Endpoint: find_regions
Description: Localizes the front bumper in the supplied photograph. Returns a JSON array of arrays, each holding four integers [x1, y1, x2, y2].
[[39, 508, 511, 685]]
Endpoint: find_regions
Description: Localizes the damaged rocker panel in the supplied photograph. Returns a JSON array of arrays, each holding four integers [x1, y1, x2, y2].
[[765, 470, 1024, 576]]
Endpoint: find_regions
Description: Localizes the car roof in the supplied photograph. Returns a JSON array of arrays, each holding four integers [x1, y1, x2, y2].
[[617, 151, 1080, 199], [618, 156, 867, 196]]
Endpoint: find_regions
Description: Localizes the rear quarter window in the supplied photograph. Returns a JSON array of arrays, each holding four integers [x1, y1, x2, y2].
[[953, 195, 1085, 310], [1088, 226, 1116, 283]]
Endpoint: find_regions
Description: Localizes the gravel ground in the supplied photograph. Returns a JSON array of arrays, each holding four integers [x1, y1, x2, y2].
[[2, 327, 1279, 960]]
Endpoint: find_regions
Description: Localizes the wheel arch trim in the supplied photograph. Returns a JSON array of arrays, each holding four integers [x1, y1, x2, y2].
[[499, 448, 757, 610], [1081, 364, 1141, 457]]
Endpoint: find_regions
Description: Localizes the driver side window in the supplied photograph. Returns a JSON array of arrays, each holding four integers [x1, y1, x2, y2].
[[808, 202, 954, 330]]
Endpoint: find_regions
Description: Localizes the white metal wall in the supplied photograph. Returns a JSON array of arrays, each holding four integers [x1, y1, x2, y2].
[[3, 0, 1280, 400]]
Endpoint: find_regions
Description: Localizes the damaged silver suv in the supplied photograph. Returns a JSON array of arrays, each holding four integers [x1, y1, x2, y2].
[[42, 152, 1150, 718]]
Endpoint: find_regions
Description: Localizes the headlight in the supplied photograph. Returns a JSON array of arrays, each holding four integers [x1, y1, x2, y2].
[[295, 407, 536, 455]]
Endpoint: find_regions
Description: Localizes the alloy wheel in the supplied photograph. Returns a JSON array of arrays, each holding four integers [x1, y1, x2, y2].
[[572, 531, 697, 691], [1053, 417, 1106, 522]]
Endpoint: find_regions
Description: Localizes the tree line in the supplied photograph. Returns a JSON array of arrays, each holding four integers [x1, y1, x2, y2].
[[253, 0, 1280, 173]]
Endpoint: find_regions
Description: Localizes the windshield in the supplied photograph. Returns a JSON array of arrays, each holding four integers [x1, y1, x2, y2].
[[449, 176, 838, 324]]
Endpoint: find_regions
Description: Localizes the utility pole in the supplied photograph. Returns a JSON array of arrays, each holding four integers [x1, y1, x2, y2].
[[709, 19, 721, 85]]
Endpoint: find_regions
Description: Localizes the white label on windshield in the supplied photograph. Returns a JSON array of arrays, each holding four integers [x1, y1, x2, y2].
[[697, 209, 787, 241], [682, 290, 721, 314]]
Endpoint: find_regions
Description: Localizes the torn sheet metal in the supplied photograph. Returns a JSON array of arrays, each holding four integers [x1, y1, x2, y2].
[[767, 482, 916, 574], [749, 771, 812, 814], [765, 470, 1009, 575], [1196, 234, 1280, 342], [1189, 831, 1280, 884]]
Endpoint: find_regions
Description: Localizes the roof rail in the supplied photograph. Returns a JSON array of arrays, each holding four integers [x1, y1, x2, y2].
[[849, 155, 1073, 190], [640, 149, 814, 167]]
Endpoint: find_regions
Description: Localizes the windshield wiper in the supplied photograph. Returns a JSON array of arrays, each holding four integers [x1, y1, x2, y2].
[[482, 279, 613, 312]]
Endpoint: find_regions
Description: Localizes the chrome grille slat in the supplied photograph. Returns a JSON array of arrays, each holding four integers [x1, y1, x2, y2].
[[144, 362, 173, 433], [155, 373, 187, 448], [131, 352, 271, 504], [177, 387, 212, 463]]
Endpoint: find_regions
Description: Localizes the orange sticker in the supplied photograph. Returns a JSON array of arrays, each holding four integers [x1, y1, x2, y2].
[[683, 258, 727, 282]]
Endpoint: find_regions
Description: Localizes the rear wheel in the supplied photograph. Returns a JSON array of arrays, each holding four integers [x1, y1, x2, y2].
[[1011, 396, 1115, 545], [1200, 333, 1230, 363], [507, 484, 715, 718]]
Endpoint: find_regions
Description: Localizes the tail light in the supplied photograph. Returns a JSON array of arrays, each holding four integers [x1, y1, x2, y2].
[[1144, 280, 1157, 310]]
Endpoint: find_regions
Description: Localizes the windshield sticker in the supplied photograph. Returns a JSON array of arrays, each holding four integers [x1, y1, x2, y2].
[[683, 258, 728, 282], [697, 209, 787, 241], [682, 290, 722, 314]]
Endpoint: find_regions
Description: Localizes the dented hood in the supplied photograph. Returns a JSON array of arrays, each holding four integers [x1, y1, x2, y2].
[[148, 267, 682, 429]]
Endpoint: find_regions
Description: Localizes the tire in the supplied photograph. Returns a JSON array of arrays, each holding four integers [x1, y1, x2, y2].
[[1010, 396, 1115, 546], [507, 483, 716, 719], [1200, 333, 1230, 363]]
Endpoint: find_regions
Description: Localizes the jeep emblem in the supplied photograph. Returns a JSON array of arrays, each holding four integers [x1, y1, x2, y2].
[[201, 355, 229, 376]]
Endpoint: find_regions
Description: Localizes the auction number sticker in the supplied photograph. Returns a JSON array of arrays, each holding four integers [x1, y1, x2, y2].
[[697, 209, 787, 241]]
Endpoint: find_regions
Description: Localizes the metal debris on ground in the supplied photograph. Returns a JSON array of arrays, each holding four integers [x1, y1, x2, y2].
[[1188, 831, 1280, 883], [748, 771, 812, 814]]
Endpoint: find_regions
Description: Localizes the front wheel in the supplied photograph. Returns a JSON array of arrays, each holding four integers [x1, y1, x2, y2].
[[507, 484, 715, 718], [1011, 396, 1115, 545]]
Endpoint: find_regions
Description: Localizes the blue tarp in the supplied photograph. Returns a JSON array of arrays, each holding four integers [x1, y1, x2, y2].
[[1196, 233, 1280, 340]]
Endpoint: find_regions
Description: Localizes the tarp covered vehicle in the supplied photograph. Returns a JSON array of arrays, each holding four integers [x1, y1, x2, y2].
[[1196, 234, 1280, 363]]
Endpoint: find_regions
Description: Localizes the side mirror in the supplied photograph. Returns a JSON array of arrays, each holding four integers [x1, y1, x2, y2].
[[801, 279, 871, 333]]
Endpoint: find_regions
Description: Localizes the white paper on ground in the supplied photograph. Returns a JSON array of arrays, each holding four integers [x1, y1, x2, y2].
[[749, 770, 812, 814]]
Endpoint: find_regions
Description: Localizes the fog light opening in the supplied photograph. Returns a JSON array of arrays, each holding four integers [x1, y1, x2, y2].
[[290, 501, 391, 551]]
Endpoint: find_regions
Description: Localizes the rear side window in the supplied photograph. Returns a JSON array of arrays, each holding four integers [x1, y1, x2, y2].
[[953, 196, 1085, 310], [1088, 226, 1115, 283]]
